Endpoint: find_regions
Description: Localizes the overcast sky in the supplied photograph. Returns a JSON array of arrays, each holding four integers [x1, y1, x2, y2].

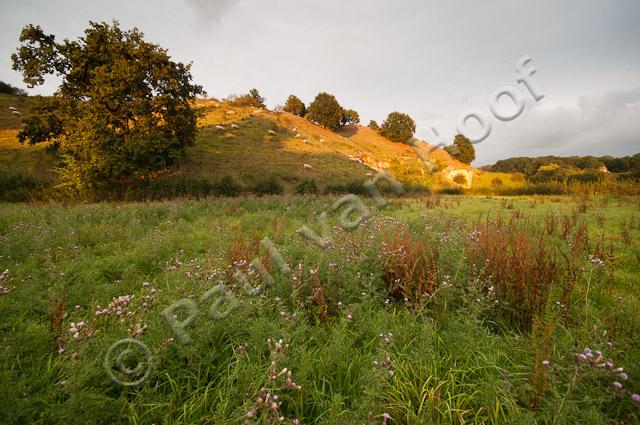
[[1, 0, 639, 165]]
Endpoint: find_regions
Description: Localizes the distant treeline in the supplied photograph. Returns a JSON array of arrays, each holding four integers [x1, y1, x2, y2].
[[482, 153, 640, 176]]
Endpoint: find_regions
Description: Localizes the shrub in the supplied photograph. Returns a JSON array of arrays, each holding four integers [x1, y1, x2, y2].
[[0, 171, 45, 201], [453, 174, 467, 185], [341, 108, 360, 125], [214, 175, 242, 196], [326, 180, 367, 195], [368, 120, 380, 130], [446, 134, 475, 164], [249, 88, 265, 108], [283, 95, 306, 117], [230, 95, 262, 108], [295, 178, 317, 194], [253, 175, 283, 195], [491, 177, 504, 186], [379, 112, 416, 143], [306, 92, 343, 130]]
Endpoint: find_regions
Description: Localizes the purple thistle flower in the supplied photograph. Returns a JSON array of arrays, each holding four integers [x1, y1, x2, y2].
[[620, 372, 628, 380], [542, 360, 550, 366], [613, 381, 623, 391], [632, 394, 640, 403], [578, 354, 588, 362]]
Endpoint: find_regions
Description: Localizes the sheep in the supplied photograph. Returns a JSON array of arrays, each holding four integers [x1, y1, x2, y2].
[[230, 124, 239, 129], [253, 109, 261, 114], [8, 107, 17, 111], [268, 130, 276, 135], [319, 138, 325, 142], [302, 139, 308, 143], [11, 110, 22, 116], [215, 125, 225, 131], [226, 110, 236, 115], [295, 133, 302, 138], [303, 163, 313, 169]]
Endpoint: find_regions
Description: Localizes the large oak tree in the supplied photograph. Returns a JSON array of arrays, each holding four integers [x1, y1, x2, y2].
[[12, 21, 204, 194]]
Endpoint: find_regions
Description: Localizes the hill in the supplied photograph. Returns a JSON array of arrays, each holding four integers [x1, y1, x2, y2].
[[0, 95, 477, 197]]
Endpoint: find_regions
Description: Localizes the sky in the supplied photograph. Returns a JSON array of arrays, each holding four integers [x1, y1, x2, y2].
[[1, 0, 639, 165]]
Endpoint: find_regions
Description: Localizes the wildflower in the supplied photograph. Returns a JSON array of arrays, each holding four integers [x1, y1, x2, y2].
[[613, 381, 623, 391], [387, 370, 395, 377], [346, 314, 352, 320], [246, 410, 255, 418], [632, 393, 640, 403], [57, 347, 65, 355], [578, 354, 588, 362], [542, 360, 550, 366], [620, 372, 628, 381]]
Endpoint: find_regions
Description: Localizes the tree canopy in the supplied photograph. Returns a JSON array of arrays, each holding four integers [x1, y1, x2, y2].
[[11, 21, 203, 194], [379, 112, 416, 143], [283, 95, 306, 117], [341, 108, 360, 125], [306, 92, 343, 130], [446, 134, 475, 164], [368, 120, 379, 130]]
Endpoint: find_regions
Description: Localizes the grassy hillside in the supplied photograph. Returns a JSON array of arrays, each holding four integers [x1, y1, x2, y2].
[[0, 95, 465, 198]]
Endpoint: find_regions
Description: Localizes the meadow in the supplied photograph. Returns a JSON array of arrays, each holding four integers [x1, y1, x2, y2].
[[1, 194, 639, 424]]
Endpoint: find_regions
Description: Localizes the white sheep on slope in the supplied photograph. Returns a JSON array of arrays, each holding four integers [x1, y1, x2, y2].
[[303, 163, 313, 169], [215, 125, 225, 131], [231, 124, 239, 129]]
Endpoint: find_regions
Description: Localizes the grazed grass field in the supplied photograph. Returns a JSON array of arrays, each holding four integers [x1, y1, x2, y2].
[[1, 194, 639, 424]]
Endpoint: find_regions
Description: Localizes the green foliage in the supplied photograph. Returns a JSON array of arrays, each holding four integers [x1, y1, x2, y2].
[[368, 120, 380, 131], [295, 178, 318, 194], [306, 92, 343, 131], [380, 111, 416, 143], [283, 95, 306, 117], [485, 154, 640, 176], [11, 21, 204, 195], [491, 177, 503, 186], [0, 81, 26, 96], [341, 108, 360, 125], [213, 175, 242, 196], [253, 174, 283, 195], [452, 174, 467, 185], [446, 134, 475, 164], [249, 88, 265, 108]]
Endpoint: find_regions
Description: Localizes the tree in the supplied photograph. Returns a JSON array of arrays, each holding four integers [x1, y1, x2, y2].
[[249, 88, 265, 108], [341, 108, 360, 125], [368, 120, 379, 131], [379, 111, 416, 143], [445, 134, 475, 164], [0, 81, 27, 96], [306, 92, 343, 130], [283, 95, 306, 117], [11, 21, 203, 194]]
